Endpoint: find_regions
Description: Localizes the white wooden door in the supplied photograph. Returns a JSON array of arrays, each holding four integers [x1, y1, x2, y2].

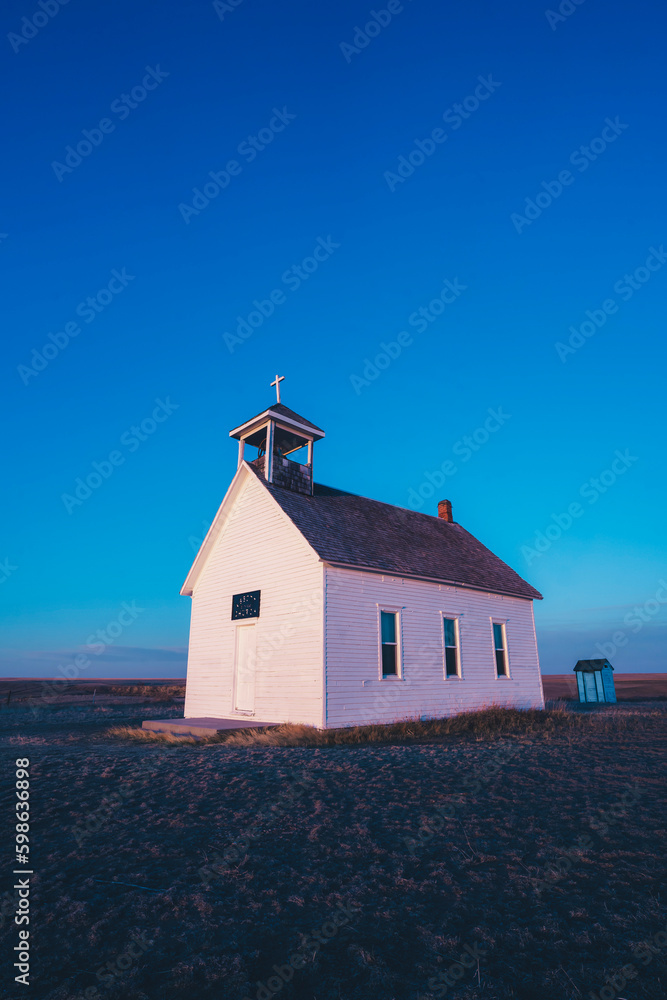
[[583, 672, 598, 702], [234, 625, 256, 713]]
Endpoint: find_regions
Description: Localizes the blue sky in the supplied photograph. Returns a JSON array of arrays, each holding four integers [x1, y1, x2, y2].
[[1, 0, 665, 677]]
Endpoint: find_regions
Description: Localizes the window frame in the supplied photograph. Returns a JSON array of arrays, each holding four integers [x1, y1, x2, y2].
[[377, 607, 403, 681], [231, 590, 261, 621], [440, 613, 462, 680], [491, 619, 510, 678]]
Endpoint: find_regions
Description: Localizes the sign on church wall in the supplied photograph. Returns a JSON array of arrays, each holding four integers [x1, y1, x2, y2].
[[231, 590, 261, 620]]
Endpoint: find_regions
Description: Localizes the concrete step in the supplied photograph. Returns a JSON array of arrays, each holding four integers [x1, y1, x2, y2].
[[142, 717, 276, 738]]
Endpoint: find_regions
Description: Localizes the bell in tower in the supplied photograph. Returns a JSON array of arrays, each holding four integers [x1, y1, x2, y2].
[[228, 376, 325, 496]]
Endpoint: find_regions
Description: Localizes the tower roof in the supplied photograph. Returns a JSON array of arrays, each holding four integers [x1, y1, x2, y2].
[[229, 402, 325, 441]]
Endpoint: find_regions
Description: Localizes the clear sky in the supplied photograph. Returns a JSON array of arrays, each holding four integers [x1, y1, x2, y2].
[[2, 0, 665, 677]]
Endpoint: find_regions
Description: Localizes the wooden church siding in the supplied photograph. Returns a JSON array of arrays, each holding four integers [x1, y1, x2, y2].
[[184, 473, 324, 725], [324, 566, 544, 728]]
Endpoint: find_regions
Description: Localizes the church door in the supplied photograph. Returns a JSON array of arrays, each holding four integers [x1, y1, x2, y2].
[[234, 624, 257, 713]]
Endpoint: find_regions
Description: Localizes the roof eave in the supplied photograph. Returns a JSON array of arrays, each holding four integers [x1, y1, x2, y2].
[[229, 408, 325, 441], [321, 559, 542, 601], [180, 463, 251, 597], [181, 462, 325, 597]]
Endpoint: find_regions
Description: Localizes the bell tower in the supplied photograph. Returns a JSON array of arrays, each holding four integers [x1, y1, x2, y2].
[[229, 376, 325, 496]]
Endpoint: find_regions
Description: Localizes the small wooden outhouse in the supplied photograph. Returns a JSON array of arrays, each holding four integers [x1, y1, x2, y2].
[[574, 659, 616, 704]]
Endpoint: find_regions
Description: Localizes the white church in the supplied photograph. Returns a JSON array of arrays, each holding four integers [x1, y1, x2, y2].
[[170, 380, 544, 734]]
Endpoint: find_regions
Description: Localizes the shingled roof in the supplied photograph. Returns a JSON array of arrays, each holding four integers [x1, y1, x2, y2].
[[248, 466, 542, 600], [229, 403, 325, 440], [269, 403, 325, 434], [574, 659, 613, 671]]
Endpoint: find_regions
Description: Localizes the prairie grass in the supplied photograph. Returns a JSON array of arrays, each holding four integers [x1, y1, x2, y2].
[[106, 684, 185, 700], [107, 724, 199, 744], [106, 704, 645, 748]]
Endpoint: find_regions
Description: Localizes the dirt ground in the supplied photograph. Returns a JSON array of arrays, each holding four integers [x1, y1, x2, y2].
[[0, 694, 665, 1000]]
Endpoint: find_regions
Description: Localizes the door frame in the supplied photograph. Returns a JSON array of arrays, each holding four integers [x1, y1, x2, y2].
[[233, 621, 257, 715]]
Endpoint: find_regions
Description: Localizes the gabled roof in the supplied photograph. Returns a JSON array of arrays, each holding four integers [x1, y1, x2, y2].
[[229, 403, 325, 441], [246, 465, 542, 600], [574, 659, 613, 671]]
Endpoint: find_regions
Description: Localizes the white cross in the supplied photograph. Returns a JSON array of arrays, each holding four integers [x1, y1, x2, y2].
[[271, 374, 285, 403]]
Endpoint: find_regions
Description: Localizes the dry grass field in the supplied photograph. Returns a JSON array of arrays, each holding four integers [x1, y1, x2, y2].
[[542, 673, 667, 702], [0, 680, 665, 1000]]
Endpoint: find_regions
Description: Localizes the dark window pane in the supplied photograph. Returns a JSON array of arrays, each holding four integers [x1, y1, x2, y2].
[[445, 646, 458, 677], [232, 591, 261, 620], [495, 648, 507, 676], [443, 617, 456, 647], [493, 623, 504, 650], [382, 644, 397, 676], [381, 611, 396, 644]]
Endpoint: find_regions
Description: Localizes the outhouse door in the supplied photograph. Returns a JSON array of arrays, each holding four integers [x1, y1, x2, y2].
[[583, 672, 598, 702]]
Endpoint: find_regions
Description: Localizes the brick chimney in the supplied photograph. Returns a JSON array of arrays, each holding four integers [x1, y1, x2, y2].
[[438, 499, 453, 522]]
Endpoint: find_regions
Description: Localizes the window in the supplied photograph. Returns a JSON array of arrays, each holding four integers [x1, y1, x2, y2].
[[274, 426, 309, 465], [443, 617, 459, 677], [231, 590, 261, 620], [380, 611, 399, 677], [493, 622, 508, 676]]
